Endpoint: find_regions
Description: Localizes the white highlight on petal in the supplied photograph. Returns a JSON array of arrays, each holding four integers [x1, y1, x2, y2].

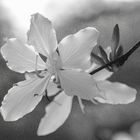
[[95, 81, 137, 104], [1, 38, 46, 73], [27, 13, 57, 57], [37, 92, 73, 136], [0, 73, 51, 121], [59, 27, 99, 70]]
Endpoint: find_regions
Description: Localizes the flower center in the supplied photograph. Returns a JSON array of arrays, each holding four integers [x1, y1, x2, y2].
[[47, 52, 62, 74]]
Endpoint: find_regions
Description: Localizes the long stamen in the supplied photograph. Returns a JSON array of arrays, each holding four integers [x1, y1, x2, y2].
[[35, 55, 44, 78], [78, 97, 85, 113]]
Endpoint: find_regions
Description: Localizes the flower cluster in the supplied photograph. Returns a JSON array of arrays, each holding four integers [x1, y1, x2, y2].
[[0, 13, 137, 136]]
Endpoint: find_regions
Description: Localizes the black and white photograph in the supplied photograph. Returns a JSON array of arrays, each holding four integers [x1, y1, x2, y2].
[[0, 0, 140, 140]]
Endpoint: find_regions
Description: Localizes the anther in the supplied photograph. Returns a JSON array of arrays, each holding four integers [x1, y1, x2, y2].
[[34, 94, 38, 97]]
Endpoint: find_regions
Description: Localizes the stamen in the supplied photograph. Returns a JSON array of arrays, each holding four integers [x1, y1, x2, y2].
[[90, 99, 98, 104], [78, 97, 85, 113], [35, 55, 44, 78]]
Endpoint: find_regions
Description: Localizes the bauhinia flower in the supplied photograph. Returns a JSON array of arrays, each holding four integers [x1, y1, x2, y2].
[[0, 13, 137, 136]]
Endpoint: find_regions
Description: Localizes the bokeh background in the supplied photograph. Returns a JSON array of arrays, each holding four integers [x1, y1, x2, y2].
[[0, 0, 140, 140]]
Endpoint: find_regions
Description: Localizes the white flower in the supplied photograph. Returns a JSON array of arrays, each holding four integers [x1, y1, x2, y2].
[[0, 13, 137, 136]]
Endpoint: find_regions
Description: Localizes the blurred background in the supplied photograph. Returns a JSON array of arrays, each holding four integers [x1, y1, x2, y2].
[[0, 0, 140, 140]]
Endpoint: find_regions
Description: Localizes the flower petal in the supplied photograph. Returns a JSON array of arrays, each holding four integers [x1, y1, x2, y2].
[[0, 73, 51, 121], [27, 13, 57, 57], [37, 91, 73, 136], [58, 69, 103, 100], [58, 27, 99, 70], [1, 38, 46, 73], [92, 69, 113, 81], [95, 81, 137, 104]]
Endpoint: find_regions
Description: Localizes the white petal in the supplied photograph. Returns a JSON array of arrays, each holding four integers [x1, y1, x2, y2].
[[58, 27, 99, 70], [27, 13, 57, 57], [0, 73, 51, 121], [1, 38, 46, 73], [58, 69, 103, 100], [37, 92, 73, 136], [95, 81, 137, 104], [92, 69, 113, 81]]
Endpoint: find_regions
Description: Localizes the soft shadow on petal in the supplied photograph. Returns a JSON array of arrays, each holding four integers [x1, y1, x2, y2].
[[37, 92, 73, 136], [58, 69, 103, 100], [27, 13, 57, 57], [95, 81, 137, 104], [0, 73, 51, 121], [58, 27, 99, 70], [1, 38, 46, 73]]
